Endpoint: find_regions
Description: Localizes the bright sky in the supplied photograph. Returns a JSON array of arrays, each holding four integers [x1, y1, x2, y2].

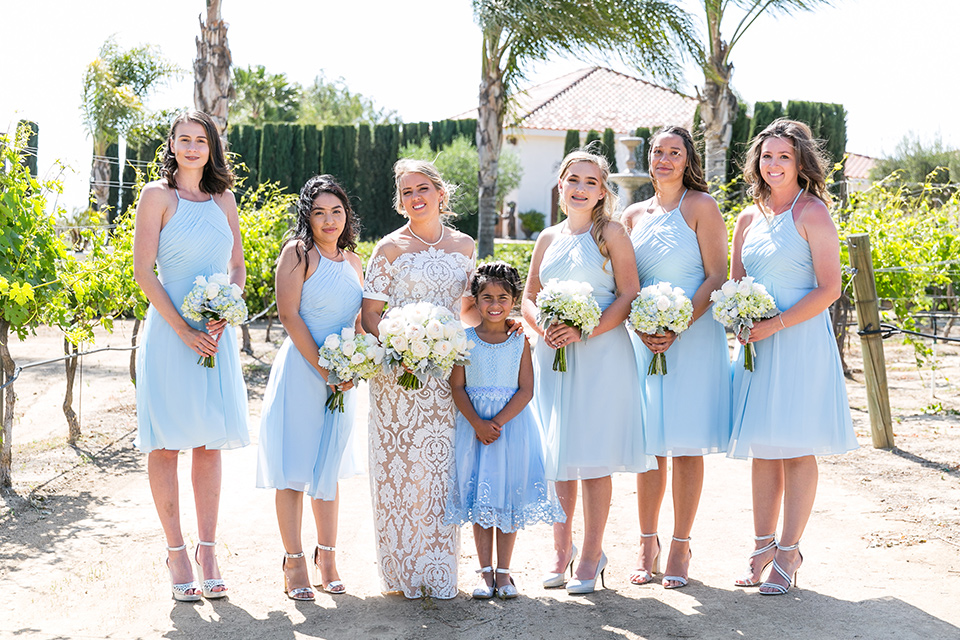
[[2, 0, 957, 213]]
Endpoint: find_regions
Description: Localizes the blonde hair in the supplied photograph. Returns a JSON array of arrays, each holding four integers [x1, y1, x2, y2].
[[392, 158, 457, 221], [742, 118, 832, 207], [557, 149, 619, 261]]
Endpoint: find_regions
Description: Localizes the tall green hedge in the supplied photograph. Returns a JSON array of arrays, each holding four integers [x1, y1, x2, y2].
[[727, 102, 752, 181], [602, 128, 617, 173], [355, 123, 374, 232], [749, 101, 784, 140], [364, 124, 400, 239], [300, 124, 321, 188], [563, 130, 580, 157], [106, 142, 120, 223], [634, 127, 652, 172]]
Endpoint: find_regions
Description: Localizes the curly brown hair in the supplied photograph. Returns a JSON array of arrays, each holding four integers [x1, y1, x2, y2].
[[471, 261, 523, 299], [742, 118, 832, 207], [283, 174, 359, 275], [160, 110, 234, 194]]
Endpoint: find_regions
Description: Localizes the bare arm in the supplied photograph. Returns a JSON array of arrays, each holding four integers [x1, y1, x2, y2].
[[730, 208, 757, 281], [747, 200, 842, 343], [450, 364, 500, 444], [361, 298, 386, 339], [520, 229, 555, 337], [275, 242, 338, 387], [133, 183, 220, 359]]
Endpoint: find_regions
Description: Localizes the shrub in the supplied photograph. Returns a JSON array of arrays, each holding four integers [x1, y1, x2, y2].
[[517, 209, 545, 239]]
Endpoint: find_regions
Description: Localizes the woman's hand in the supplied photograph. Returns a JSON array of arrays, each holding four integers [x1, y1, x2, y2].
[[544, 322, 582, 350], [639, 330, 677, 354], [739, 316, 782, 344], [506, 318, 525, 337], [330, 380, 355, 393], [473, 419, 502, 445], [177, 325, 220, 358], [205, 318, 228, 341]]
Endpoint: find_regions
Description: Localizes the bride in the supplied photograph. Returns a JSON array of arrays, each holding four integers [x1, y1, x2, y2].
[[360, 159, 478, 599]]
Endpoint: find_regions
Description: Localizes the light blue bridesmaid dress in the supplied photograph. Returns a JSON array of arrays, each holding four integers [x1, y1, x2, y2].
[[728, 192, 857, 459], [532, 227, 656, 481], [445, 328, 565, 532], [135, 191, 249, 452], [256, 247, 363, 500], [630, 190, 731, 456]]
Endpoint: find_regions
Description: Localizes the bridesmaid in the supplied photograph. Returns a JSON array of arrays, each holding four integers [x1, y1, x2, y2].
[[622, 126, 730, 589], [522, 149, 654, 595], [256, 175, 364, 600], [133, 110, 249, 601], [728, 119, 857, 595]]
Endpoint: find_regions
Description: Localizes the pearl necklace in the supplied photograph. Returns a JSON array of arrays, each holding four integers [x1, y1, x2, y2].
[[407, 224, 444, 246]]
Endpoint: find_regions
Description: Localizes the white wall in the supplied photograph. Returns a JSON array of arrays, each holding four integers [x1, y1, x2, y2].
[[502, 127, 641, 236]]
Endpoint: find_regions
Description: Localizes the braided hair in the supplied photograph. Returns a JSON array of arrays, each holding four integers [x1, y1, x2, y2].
[[470, 261, 523, 300]]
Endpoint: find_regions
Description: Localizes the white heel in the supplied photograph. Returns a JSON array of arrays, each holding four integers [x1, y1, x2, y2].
[[282, 551, 316, 601], [734, 534, 777, 587], [542, 544, 578, 588], [662, 536, 691, 589], [167, 544, 200, 602], [194, 540, 227, 599], [566, 552, 607, 594], [312, 544, 346, 594], [629, 532, 660, 585], [759, 541, 802, 596]]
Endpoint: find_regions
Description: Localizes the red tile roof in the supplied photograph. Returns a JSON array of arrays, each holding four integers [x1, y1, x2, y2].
[[452, 66, 697, 134], [844, 153, 877, 180]]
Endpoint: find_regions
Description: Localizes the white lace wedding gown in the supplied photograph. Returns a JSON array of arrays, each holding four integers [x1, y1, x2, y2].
[[363, 243, 474, 599]]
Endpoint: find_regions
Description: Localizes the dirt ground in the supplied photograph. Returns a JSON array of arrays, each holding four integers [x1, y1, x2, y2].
[[1, 319, 958, 640]]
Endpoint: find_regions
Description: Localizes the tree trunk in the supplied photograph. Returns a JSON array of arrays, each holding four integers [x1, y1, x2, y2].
[[699, 8, 736, 188], [476, 28, 506, 259], [265, 314, 274, 342], [130, 318, 140, 385], [241, 323, 252, 355], [700, 76, 736, 187], [0, 320, 16, 488], [63, 338, 81, 445], [194, 0, 233, 137], [91, 145, 111, 213], [830, 295, 851, 376]]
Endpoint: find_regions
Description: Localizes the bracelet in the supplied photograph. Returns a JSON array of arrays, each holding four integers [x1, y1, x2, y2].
[[778, 314, 786, 329]]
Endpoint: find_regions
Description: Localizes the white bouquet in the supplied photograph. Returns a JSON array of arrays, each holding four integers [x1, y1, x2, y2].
[[317, 328, 385, 412], [628, 282, 693, 375], [536, 278, 602, 372], [710, 276, 779, 371], [180, 273, 248, 368], [378, 302, 473, 391]]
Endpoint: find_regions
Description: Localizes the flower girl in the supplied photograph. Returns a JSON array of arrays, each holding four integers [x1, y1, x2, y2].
[[445, 262, 564, 599]]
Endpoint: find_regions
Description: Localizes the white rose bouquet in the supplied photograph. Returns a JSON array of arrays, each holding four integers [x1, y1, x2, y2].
[[378, 302, 473, 391], [710, 276, 779, 371], [317, 328, 385, 412], [536, 278, 602, 372], [628, 282, 693, 375], [180, 273, 248, 368]]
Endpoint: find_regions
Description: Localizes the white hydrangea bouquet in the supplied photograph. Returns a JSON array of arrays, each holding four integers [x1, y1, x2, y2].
[[378, 302, 474, 391], [180, 273, 248, 368], [710, 276, 779, 372], [536, 278, 602, 372], [628, 282, 693, 375], [317, 328, 385, 412]]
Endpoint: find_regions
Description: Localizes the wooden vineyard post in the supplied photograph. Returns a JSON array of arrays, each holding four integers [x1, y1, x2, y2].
[[847, 233, 895, 448]]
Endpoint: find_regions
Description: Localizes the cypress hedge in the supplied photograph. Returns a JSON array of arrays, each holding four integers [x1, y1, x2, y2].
[[602, 128, 618, 173], [355, 123, 374, 233], [563, 130, 580, 157], [301, 124, 321, 187], [106, 142, 120, 223], [366, 124, 400, 239], [749, 101, 784, 140], [727, 102, 752, 182]]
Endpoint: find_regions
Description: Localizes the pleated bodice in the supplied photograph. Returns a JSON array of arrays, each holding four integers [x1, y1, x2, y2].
[[540, 228, 616, 310]]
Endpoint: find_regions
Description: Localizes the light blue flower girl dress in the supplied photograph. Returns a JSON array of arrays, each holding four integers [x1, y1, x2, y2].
[[630, 190, 731, 456], [446, 328, 565, 532], [729, 192, 858, 458], [135, 191, 249, 452], [256, 248, 364, 499]]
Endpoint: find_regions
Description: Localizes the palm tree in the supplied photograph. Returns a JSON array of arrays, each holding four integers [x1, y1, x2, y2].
[[231, 65, 300, 126], [693, 1, 835, 186], [472, 0, 696, 257], [81, 38, 179, 215], [194, 0, 234, 135]]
